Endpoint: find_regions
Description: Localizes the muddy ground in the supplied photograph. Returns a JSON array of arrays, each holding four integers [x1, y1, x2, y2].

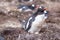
[[0, 0, 60, 40]]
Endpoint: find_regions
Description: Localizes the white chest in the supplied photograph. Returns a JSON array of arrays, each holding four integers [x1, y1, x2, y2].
[[32, 14, 47, 26]]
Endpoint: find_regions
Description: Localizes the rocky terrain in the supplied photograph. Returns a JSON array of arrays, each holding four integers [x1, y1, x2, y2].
[[0, 0, 60, 40]]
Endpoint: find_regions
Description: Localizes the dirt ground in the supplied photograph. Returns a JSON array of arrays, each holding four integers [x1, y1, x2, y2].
[[0, 0, 60, 40]]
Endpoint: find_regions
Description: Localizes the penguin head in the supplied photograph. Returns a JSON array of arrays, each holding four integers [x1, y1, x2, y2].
[[37, 6, 48, 14], [33, 6, 48, 20], [37, 6, 45, 12]]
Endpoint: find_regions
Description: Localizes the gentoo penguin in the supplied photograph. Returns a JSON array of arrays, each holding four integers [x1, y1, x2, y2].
[[24, 6, 48, 34], [17, 4, 39, 12]]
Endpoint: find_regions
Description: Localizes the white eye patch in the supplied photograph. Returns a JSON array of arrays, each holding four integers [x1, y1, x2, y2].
[[29, 0, 33, 2], [32, 4, 35, 7], [44, 10, 47, 13], [39, 6, 42, 9]]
